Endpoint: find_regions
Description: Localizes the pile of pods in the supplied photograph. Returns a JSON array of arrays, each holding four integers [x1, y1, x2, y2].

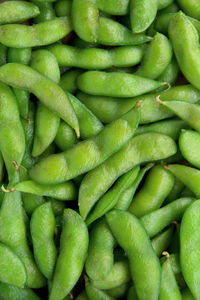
[[0, 0, 200, 299]]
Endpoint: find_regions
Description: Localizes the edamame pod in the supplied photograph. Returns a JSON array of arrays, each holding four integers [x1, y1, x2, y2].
[[160, 252, 182, 300], [97, 0, 129, 15], [0, 191, 46, 288], [0, 44, 7, 66], [60, 69, 82, 94], [15, 180, 77, 201], [55, 0, 72, 17], [106, 210, 161, 300], [140, 197, 195, 238], [30, 106, 140, 185], [0, 63, 79, 136], [165, 178, 184, 204], [23, 193, 45, 215], [97, 17, 151, 46], [32, 2, 55, 23], [48, 44, 144, 69], [85, 220, 116, 280], [157, 0, 173, 10], [115, 163, 153, 210], [72, 0, 99, 43], [0, 83, 25, 183], [86, 166, 140, 224], [128, 165, 174, 217], [49, 209, 89, 300], [0, 242, 27, 287], [151, 226, 174, 257], [107, 283, 129, 299], [165, 164, 200, 198], [169, 12, 200, 90], [177, 0, 200, 19], [158, 99, 200, 132], [86, 280, 114, 300], [0, 1, 40, 24], [77, 71, 167, 98], [8, 47, 32, 119], [179, 130, 200, 168], [136, 119, 188, 140], [0, 17, 72, 48], [30, 202, 57, 279], [0, 282, 41, 300], [91, 260, 131, 290], [157, 57, 179, 85], [136, 33, 172, 79], [180, 200, 200, 299], [55, 121, 77, 151], [79, 133, 177, 221]]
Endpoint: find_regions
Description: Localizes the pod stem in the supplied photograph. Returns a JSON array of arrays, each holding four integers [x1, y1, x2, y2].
[[1, 185, 16, 193]]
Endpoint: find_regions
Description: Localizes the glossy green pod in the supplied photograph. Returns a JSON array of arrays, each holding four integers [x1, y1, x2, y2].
[[151, 226, 174, 257], [179, 129, 200, 168], [60, 69, 82, 94], [0, 1, 40, 24], [86, 280, 115, 300], [55, 121, 77, 151], [157, 57, 179, 85], [79, 133, 177, 222], [77, 71, 167, 98], [140, 197, 195, 238], [30, 106, 140, 186], [32, 2, 55, 23], [136, 32, 172, 79], [177, 0, 200, 19], [0, 282, 41, 300], [30, 202, 56, 279], [0, 63, 79, 136], [180, 200, 200, 299], [106, 210, 161, 300], [49, 209, 89, 300], [55, 0, 72, 17], [0, 17, 72, 48], [128, 165, 174, 217]]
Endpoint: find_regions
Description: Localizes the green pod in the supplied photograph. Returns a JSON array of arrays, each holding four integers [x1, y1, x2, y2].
[[160, 253, 181, 275], [106, 210, 161, 300], [107, 283, 129, 299], [15, 180, 77, 201], [160, 253, 182, 300], [31, 49, 60, 156], [0, 242, 27, 287], [157, 0, 173, 10], [0, 63, 79, 136], [157, 57, 179, 85], [128, 165, 174, 217], [0, 282, 41, 300], [182, 288, 195, 300], [60, 69, 82, 94], [165, 178, 185, 204], [179, 129, 200, 168], [21, 101, 36, 169], [77, 84, 200, 124], [130, 0, 157, 33], [0, 1, 40, 24], [23, 193, 45, 215], [49, 198, 66, 216], [79, 133, 177, 223], [86, 166, 140, 225], [55, 0, 72, 17], [169, 12, 200, 90], [180, 200, 200, 299], [151, 226, 174, 257], [0, 82, 25, 183], [32, 2, 55, 23], [97, 17, 151, 46], [0, 43, 7, 66], [72, 0, 99, 43], [136, 32, 172, 79], [165, 164, 200, 198], [97, 0, 129, 15], [0, 191, 46, 288], [76, 290, 89, 300], [91, 260, 131, 290], [49, 209, 89, 300], [68, 92, 104, 139], [55, 121, 77, 151], [159, 100, 200, 132], [140, 197, 195, 238], [127, 286, 138, 300], [136, 119, 188, 140], [77, 71, 167, 98], [0, 152, 4, 183], [48, 44, 144, 69], [30, 202, 57, 279], [181, 187, 195, 198], [0, 17, 72, 48], [30, 106, 140, 185], [177, 0, 200, 19], [8, 47, 32, 119], [115, 163, 153, 210], [85, 220, 116, 280], [86, 281, 115, 300]]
